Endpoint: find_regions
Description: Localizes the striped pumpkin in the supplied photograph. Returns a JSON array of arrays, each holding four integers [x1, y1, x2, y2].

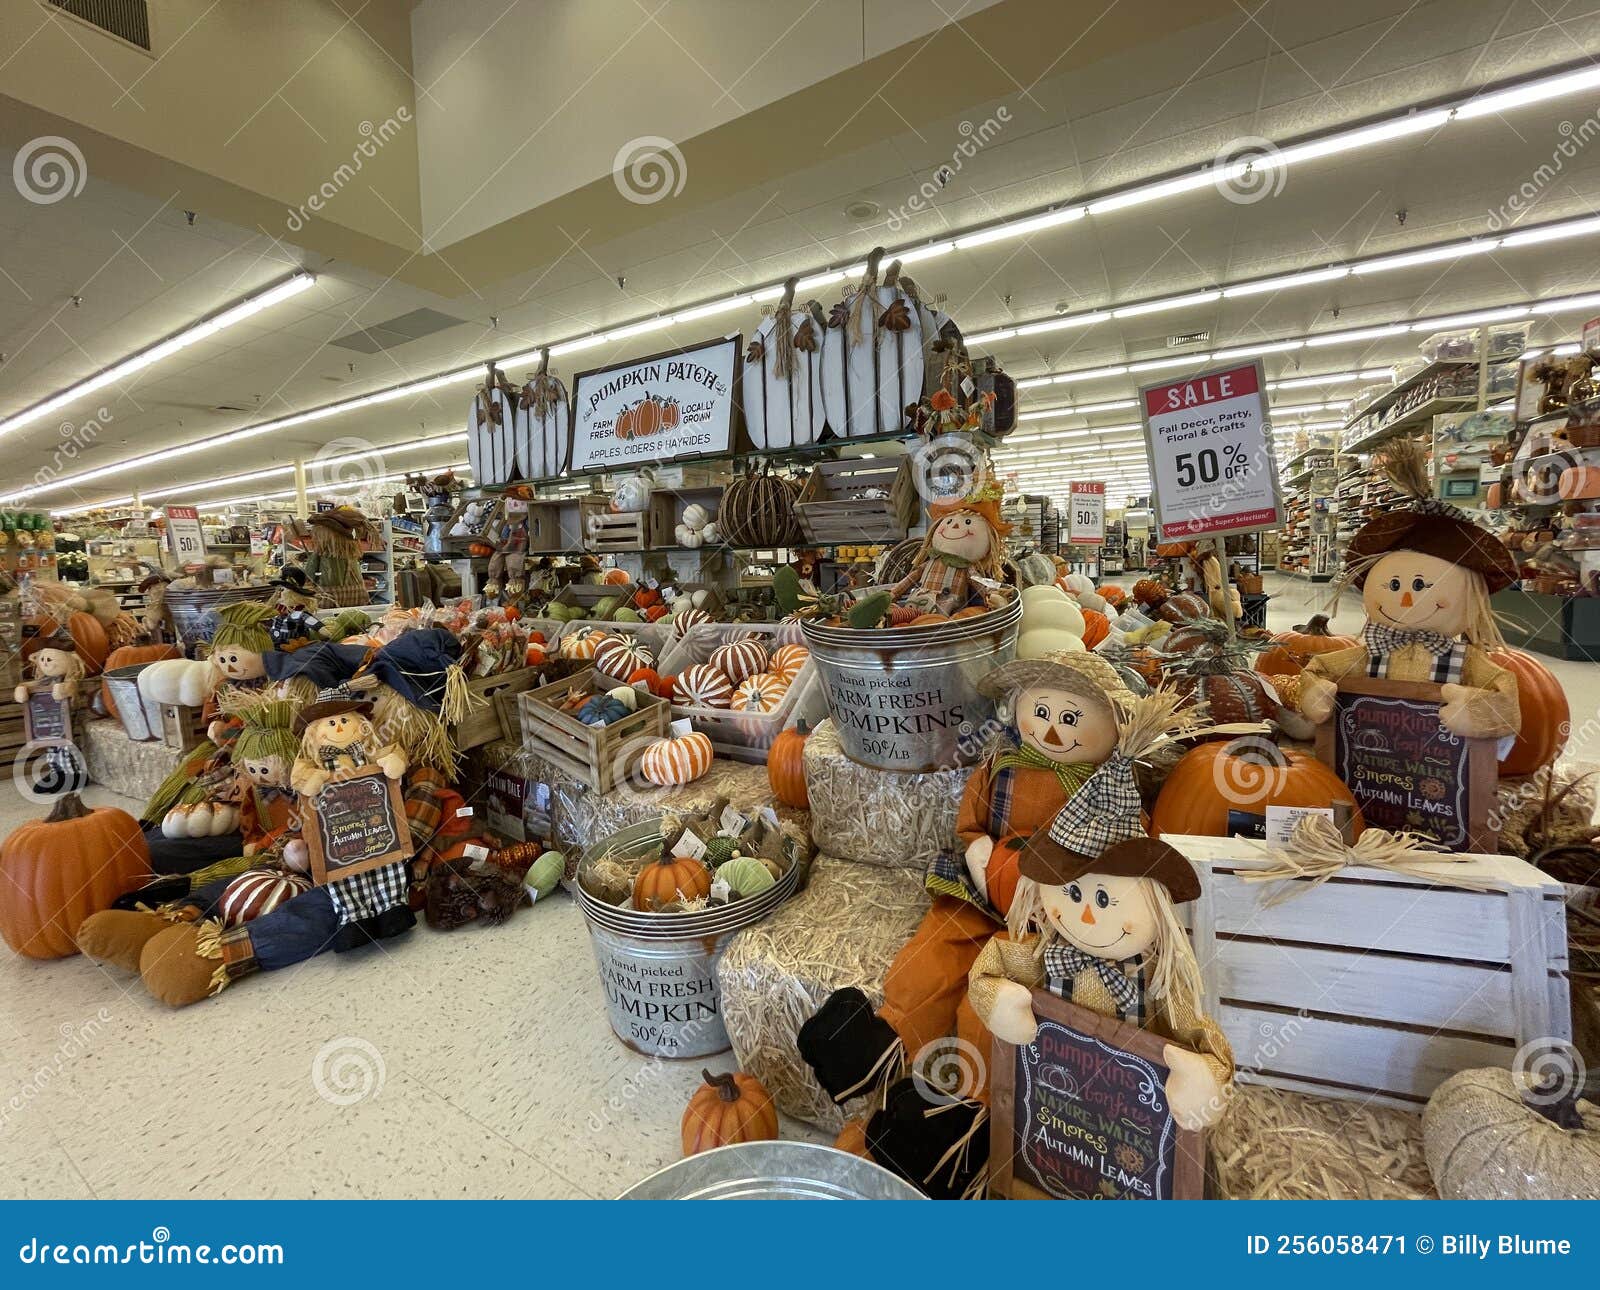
[[673, 607, 712, 639], [675, 663, 733, 708], [732, 672, 789, 713], [641, 731, 715, 786], [772, 616, 807, 647], [559, 630, 604, 660], [594, 636, 655, 679], [768, 642, 810, 683], [217, 869, 311, 928], [710, 639, 769, 684]]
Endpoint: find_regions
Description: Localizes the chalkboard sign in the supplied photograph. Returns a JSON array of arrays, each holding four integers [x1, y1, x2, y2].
[[990, 991, 1204, 1200], [304, 766, 413, 886], [22, 691, 71, 746], [1314, 676, 1497, 852]]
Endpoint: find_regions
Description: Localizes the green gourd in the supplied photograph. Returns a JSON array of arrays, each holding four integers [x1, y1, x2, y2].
[[524, 850, 564, 902], [702, 837, 739, 868], [846, 590, 891, 630], [719, 855, 777, 899]]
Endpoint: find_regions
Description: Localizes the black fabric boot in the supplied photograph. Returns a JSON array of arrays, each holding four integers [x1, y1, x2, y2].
[[797, 987, 903, 1105], [865, 1076, 988, 1200]]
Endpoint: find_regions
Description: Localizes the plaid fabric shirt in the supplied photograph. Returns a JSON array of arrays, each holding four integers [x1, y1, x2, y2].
[[327, 860, 411, 925], [1362, 623, 1466, 683], [1044, 944, 1147, 1025]]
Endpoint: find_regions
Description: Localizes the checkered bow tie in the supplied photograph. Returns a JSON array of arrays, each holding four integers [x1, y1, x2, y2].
[[1043, 943, 1144, 1018], [1362, 622, 1460, 658]]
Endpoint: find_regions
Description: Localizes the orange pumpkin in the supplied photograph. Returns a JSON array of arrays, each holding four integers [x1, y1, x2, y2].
[[100, 642, 180, 721], [767, 719, 810, 809], [1151, 741, 1363, 838], [632, 851, 713, 911], [0, 793, 151, 959], [1255, 613, 1357, 678], [39, 610, 110, 675], [681, 1069, 778, 1157], [601, 569, 631, 586], [1079, 608, 1109, 648], [908, 613, 949, 626], [1492, 648, 1570, 777]]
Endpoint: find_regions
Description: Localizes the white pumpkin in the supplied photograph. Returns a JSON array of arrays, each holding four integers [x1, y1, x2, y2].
[[1016, 628, 1086, 659], [680, 529, 703, 549], [607, 685, 640, 712], [138, 658, 220, 708], [161, 805, 192, 839], [1026, 599, 1086, 635], [700, 523, 718, 543], [185, 802, 215, 838], [209, 803, 238, 835], [691, 589, 713, 609], [1079, 591, 1107, 613], [1062, 572, 1095, 597], [681, 503, 710, 530]]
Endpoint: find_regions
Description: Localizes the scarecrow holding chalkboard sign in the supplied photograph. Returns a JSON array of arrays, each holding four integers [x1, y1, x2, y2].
[[1295, 439, 1521, 742], [969, 700, 1234, 1135]]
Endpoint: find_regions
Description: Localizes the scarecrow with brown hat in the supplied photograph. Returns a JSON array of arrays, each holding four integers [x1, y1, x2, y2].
[[968, 695, 1234, 1134], [303, 506, 372, 608], [797, 652, 1136, 1196], [1296, 438, 1520, 740], [888, 480, 1010, 615], [12, 625, 85, 705]]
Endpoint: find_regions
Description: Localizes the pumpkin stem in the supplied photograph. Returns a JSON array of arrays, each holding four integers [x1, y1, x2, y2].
[[794, 718, 809, 737], [45, 792, 91, 823], [1295, 614, 1333, 637], [703, 1069, 741, 1103]]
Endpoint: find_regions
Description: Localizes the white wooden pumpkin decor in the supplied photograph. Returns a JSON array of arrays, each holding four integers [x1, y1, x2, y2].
[[820, 249, 925, 439], [467, 369, 519, 486], [517, 348, 571, 480], [743, 279, 827, 450]]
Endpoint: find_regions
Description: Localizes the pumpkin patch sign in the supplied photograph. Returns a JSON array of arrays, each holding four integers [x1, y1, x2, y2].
[[571, 335, 741, 471]]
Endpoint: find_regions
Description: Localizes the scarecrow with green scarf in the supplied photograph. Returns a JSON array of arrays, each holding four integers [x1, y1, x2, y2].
[[229, 697, 302, 856], [798, 652, 1133, 1191]]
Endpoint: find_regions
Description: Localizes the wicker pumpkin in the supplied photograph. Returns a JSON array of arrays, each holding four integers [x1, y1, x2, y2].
[[675, 663, 733, 709], [731, 672, 788, 713], [0, 794, 150, 959], [593, 636, 655, 679], [710, 639, 769, 684], [640, 730, 715, 786], [1168, 646, 1291, 726], [1254, 613, 1357, 677], [768, 642, 810, 683], [681, 1068, 779, 1157], [100, 642, 181, 721], [1492, 648, 1570, 778], [1078, 608, 1109, 648], [632, 851, 713, 910], [717, 464, 802, 546], [1424, 1067, 1600, 1199], [767, 719, 810, 808], [1151, 740, 1363, 837]]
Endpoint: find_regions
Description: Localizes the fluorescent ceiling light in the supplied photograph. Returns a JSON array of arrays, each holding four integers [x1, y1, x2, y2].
[[1211, 340, 1305, 360], [1453, 65, 1600, 119], [1420, 306, 1531, 329], [1112, 290, 1220, 320], [1350, 239, 1499, 274], [1303, 325, 1410, 347], [1223, 267, 1349, 298], [1270, 108, 1452, 167], [897, 241, 956, 264], [0, 272, 314, 443], [956, 208, 1084, 249], [1499, 216, 1600, 247], [1015, 312, 1110, 337]]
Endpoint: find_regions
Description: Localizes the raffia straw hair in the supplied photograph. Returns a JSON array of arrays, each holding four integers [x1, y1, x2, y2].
[[1113, 682, 1205, 760], [1376, 435, 1433, 501]]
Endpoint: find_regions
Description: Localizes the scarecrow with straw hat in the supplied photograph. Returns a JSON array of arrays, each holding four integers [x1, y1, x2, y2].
[[1295, 438, 1521, 741], [303, 506, 372, 608], [798, 652, 1142, 1196], [968, 692, 1235, 1135], [888, 480, 1010, 615]]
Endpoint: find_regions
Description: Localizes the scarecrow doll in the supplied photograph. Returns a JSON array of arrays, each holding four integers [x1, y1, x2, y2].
[[1296, 438, 1521, 741], [203, 601, 284, 748], [12, 626, 87, 794], [968, 726, 1234, 1135], [229, 696, 303, 856], [302, 506, 372, 608], [888, 481, 1009, 615], [799, 655, 1146, 1197]]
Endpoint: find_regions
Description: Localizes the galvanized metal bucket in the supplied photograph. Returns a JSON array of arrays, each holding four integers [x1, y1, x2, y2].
[[800, 591, 1021, 772], [619, 1140, 924, 1199], [576, 819, 800, 1060], [103, 663, 165, 742]]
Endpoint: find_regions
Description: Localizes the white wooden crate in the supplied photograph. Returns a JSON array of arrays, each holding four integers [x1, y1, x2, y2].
[[1167, 835, 1570, 1111]]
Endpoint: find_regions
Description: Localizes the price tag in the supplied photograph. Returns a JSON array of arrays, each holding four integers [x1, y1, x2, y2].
[[1139, 360, 1283, 542], [719, 804, 751, 836], [670, 717, 695, 738], [671, 829, 707, 861], [163, 506, 207, 563], [1263, 805, 1334, 845], [1067, 481, 1105, 546]]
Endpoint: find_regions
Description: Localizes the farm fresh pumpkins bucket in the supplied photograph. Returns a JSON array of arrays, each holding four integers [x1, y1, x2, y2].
[[800, 591, 1020, 772], [576, 820, 801, 1060]]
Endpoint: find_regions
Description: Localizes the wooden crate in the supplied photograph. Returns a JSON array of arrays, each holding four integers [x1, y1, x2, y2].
[[580, 495, 674, 553], [516, 666, 670, 793], [1170, 835, 1570, 1110], [449, 666, 542, 751], [159, 702, 206, 753], [795, 458, 916, 544]]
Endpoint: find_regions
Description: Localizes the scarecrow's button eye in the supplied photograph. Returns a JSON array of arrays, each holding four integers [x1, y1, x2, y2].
[[1411, 576, 1427, 592], [1095, 888, 1110, 909], [1060, 710, 1078, 726], [1387, 578, 1401, 592], [1066, 883, 1083, 904], [1033, 703, 1050, 720]]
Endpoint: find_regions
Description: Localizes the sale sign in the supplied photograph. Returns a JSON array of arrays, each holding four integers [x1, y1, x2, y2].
[[1139, 360, 1282, 542], [163, 505, 207, 564], [1068, 481, 1105, 545]]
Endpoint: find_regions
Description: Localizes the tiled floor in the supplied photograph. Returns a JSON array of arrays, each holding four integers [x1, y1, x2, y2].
[[1, 572, 1594, 1198]]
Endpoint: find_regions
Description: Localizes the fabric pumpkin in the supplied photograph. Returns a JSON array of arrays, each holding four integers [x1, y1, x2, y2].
[[1491, 649, 1570, 777], [217, 869, 312, 928], [632, 851, 713, 910], [673, 607, 712, 639], [593, 635, 655, 679], [1078, 608, 1109, 648], [640, 730, 715, 786], [731, 672, 788, 713], [137, 657, 218, 707], [100, 643, 181, 722], [682, 1069, 779, 1156], [559, 630, 602, 660], [1425, 1067, 1600, 1199], [675, 664, 733, 709], [1254, 613, 1358, 677], [710, 639, 769, 684], [1151, 740, 1363, 837], [768, 642, 810, 683], [767, 719, 809, 809], [0, 793, 150, 959]]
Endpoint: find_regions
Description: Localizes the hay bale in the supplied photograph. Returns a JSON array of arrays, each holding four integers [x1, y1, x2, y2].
[[718, 856, 929, 1132], [1209, 1084, 1434, 1199], [803, 718, 974, 868]]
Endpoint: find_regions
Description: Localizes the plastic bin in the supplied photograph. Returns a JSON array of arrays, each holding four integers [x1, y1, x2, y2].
[[656, 623, 825, 762]]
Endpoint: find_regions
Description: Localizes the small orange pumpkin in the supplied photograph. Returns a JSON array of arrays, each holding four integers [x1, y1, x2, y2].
[[1492, 648, 1570, 778], [1079, 608, 1109, 648], [1254, 613, 1357, 678], [908, 612, 949, 626], [767, 719, 810, 809], [631, 851, 713, 911], [681, 1068, 779, 1157], [601, 569, 632, 586]]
